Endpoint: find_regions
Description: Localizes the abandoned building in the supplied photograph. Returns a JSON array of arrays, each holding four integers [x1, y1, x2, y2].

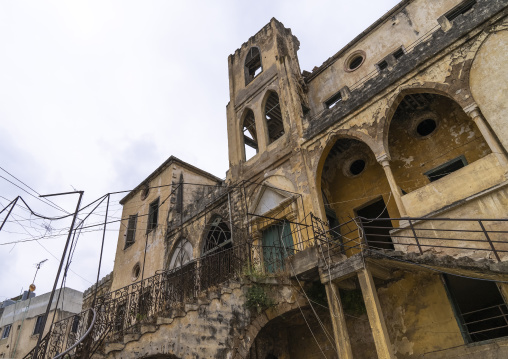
[[0, 288, 83, 359], [21, 0, 508, 358]]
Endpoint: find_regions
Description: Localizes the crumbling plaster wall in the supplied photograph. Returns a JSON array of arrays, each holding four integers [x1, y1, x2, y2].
[[104, 279, 308, 359], [111, 163, 220, 292], [470, 24, 508, 152], [305, 0, 464, 113], [301, 10, 507, 223]]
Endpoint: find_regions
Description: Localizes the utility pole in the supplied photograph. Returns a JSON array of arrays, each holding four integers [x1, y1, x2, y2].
[[32, 190, 83, 359], [11, 259, 48, 358]]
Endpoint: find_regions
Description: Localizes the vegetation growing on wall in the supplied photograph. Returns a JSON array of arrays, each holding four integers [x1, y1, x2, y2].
[[246, 284, 274, 313]]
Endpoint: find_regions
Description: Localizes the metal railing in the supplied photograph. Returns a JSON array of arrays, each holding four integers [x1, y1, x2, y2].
[[462, 303, 508, 342], [311, 214, 508, 266]]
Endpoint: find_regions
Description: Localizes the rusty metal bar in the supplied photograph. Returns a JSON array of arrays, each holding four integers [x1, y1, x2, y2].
[[478, 220, 501, 262]]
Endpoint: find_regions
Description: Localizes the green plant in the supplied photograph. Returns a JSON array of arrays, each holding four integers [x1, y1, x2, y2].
[[246, 284, 274, 313], [242, 262, 265, 281], [340, 289, 367, 316], [136, 313, 147, 322]]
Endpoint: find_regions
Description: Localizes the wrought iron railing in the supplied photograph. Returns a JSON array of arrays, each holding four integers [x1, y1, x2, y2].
[[311, 214, 508, 267]]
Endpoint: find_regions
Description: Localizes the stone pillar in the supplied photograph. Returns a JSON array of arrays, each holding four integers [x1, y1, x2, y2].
[[464, 103, 508, 170], [376, 154, 408, 217], [325, 282, 354, 359], [357, 267, 394, 359]]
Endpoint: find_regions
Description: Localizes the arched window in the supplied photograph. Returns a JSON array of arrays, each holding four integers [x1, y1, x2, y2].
[[242, 109, 258, 161], [264, 91, 284, 143], [169, 238, 193, 270], [245, 47, 262, 85], [203, 217, 232, 254]]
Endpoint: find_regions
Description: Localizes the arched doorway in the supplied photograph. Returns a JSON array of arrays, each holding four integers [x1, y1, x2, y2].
[[319, 138, 398, 252]]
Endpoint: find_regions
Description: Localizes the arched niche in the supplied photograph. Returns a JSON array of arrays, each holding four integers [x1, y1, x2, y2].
[[319, 137, 397, 251], [387, 93, 490, 194]]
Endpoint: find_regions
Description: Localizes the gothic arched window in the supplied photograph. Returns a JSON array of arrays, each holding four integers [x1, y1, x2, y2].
[[169, 238, 193, 270], [203, 217, 232, 255]]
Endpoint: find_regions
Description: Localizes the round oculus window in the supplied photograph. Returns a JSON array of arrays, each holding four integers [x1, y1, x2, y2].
[[349, 159, 366, 176], [349, 56, 364, 70], [416, 118, 437, 137], [132, 263, 141, 281]]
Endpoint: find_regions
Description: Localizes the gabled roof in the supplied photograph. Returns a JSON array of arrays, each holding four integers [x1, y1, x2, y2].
[[120, 156, 223, 205]]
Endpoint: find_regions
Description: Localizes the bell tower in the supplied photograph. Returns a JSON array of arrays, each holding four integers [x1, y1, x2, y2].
[[226, 18, 308, 181]]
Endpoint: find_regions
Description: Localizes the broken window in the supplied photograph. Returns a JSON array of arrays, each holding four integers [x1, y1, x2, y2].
[[424, 156, 467, 182], [325, 91, 342, 109], [445, 0, 476, 22], [33, 315, 45, 335], [242, 109, 258, 161], [264, 91, 285, 143], [147, 198, 159, 233], [245, 47, 262, 85], [125, 214, 137, 249], [1, 325, 11, 339], [203, 217, 232, 254], [443, 274, 508, 342]]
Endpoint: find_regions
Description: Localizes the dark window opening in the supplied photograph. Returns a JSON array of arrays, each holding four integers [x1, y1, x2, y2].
[[33, 315, 45, 335], [264, 92, 284, 143], [139, 290, 151, 316], [349, 55, 364, 70], [243, 109, 258, 161], [132, 263, 141, 280], [416, 118, 437, 137], [140, 185, 149, 200], [325, 91, 342, 109], [1, 325, 11, 339], [357, 198, 394, 251], [71, 315, 80, 333], [443, 274, 508, 342], [125, 214, 137, 249], [245, 47, 262, 85], [350, 159, 366, 176], [425, 156, 467, 182], [114, 303, 126, 332], [393, 47, 405, 60], [203, 217, 232, 254], [445, 0, 476, 22], [377, 60, 388, 71], [147, 198, 159, 233]]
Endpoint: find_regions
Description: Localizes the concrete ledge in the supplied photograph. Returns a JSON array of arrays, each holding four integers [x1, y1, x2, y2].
[[320, 253, 365, 283], [123, 333, 140, 344], [140, 324, 157, 334], [105, 342, 124, 354], [287, 246, 319, 280]]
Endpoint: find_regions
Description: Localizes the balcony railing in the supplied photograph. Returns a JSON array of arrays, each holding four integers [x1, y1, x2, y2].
[[311, 214, 508, 266]]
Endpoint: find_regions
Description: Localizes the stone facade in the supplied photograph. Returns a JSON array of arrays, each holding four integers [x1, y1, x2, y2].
[[33, 0, 508, 358]]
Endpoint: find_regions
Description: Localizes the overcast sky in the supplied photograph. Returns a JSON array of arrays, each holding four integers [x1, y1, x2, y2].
[[0, 0, 400, 300]]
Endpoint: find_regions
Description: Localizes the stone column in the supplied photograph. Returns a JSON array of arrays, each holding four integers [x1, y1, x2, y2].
[[376, 154, 408, 217], [325, 282, 354, 359], [357, 267, 395, 359], [464, 103, 508, 170]]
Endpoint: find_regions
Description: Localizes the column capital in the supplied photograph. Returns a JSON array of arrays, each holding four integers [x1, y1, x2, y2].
[[463, 103, 481, 118], [376, 153, 391, 165]]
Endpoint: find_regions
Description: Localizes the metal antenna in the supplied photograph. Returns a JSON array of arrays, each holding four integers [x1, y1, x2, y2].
[[31, 259, 48, 290]]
